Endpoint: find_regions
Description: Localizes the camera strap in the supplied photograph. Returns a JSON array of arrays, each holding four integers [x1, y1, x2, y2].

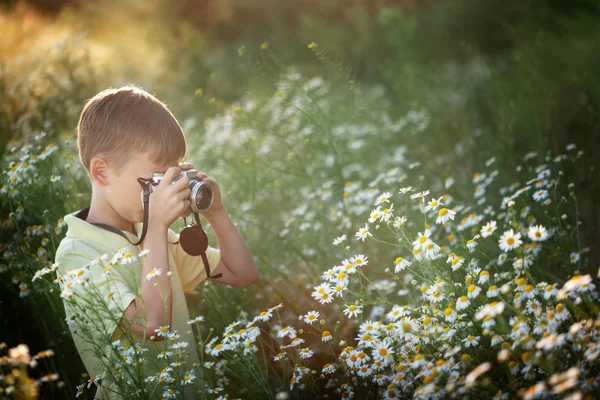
[[86, 177, 222, 279]]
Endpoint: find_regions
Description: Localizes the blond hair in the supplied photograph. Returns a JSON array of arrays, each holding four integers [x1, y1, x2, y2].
[[77, 85, 186, 176]]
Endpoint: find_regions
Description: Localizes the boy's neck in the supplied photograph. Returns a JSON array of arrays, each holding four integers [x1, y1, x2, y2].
[[85, 195, 136, 236]]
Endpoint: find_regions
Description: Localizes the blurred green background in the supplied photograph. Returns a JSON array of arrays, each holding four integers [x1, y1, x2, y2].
[[1, 0, 599, 397]]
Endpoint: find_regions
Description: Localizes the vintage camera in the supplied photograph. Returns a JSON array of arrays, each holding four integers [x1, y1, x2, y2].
[[152, 169, 213, 213]]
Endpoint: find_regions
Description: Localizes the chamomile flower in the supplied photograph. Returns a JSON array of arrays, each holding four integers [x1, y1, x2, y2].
[[463, 335, 481, 347], [393, 216, 407, 228], [343, 304, 363, 318], [498, 229, 522, 252], [412, 229, 432, 249], [303, 311, 320, 324], [569, 252, 580, 263], [394, 257, 411, 273], [120, 252, 137, 265], [424, 196, 444, 212], [527, 225, 549, 241], [467, 285, 482, 299], [399, 186, 413, 194], [456, 295, 470, 310], [146, 268, 162, 281], [410, 189, 430, 202], [373, 339, 394, 362], [332, 234, 346, 245], [368, 207, 383, 223], [532, 189, 549, 201], [375, 192, 392, 205], [380, 204, 394, 222], [355, 223, 372, 241], [321, 331, 333, 342], [480, 220, 497, 238], [436, 208, 456, 224], [466, 239, 478, 250], [181, 371, 196, 385], [277, 326, 297, 339], [299, 348, 314, 359], [154, 326, 170, 337]]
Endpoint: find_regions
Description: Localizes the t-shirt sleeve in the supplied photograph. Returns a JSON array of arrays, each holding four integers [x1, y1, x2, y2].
[[56, 243, 138, 342], [168, 228, 221, 294]]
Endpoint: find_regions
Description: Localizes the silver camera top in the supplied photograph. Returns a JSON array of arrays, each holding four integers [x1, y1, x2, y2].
[[152, 169, 198, 185]]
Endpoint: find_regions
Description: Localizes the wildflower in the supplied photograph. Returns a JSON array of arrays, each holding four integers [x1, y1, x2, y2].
[[498, 229, 522, 252], [466, 239, 478, 250], [322, 363, 336, 374], [556, 274, 592, 300], [424, 196, 444, 212], [162, 388, 179, 399], [138, 249, 150, 257], [456, 295, 470, 310], [410, 190, 430, 201], [569, 252, 580, 264], [532, 189, 549, 201], [343, 304, 363, 318], [480, 221, 497, 238], [332, 235, 346, 245], [321, 331, 332, 342], [120, 252, 137, 265], [209, 343, 224, 357], [487, 285, 499, 297], [399, 186, 413, 194], [273, 352, 286, 361], [373, 339, 394, 362], [287, 338, 305, 348], [467, 285, 481, 299], [463, 335, 480, 347], [393, 216, 407, 228], [478, 270, 490, 284], [380, 204, 394, 222], [351, 254, 368, 266], [154, 326, 170, 337], [436, 208, 456, 224], [375, 192, 392, 205], [299, 348, 314, 359], [187, 315, 204, 325], [277, 326, 297, 339], [355, 223, 372, 241], [450, 255, 465, 271], [368, 207, 383, 223], [181, 370, 196, 385], [255, 309, 274, 322], [527, 225, 549, 242], [412, 229, 432, 249], [394, 257, 411, 273], [146, 268, 162, 281], [303, 311, 320, 324]]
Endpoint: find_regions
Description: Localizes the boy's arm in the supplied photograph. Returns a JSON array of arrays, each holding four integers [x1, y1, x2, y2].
[[204, 208, 258, 287], [121, 224, 172, 340]]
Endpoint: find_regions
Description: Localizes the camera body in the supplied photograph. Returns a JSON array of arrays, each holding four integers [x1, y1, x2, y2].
[[152, 169, 213, 213]]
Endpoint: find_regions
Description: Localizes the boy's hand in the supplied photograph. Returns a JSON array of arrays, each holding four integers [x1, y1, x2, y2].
[[143, 166, 191, 230], [179, 162, 224, 220]]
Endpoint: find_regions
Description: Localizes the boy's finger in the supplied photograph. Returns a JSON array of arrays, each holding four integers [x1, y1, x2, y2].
[[179, 162, 194, 170], [159, 166, 181, 188]]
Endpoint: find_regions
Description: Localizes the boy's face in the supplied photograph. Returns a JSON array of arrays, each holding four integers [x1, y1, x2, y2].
[[106, 152, 172, 224]]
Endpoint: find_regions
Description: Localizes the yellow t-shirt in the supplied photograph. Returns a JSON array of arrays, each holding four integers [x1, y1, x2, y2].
[[54, 207, 220, 399]]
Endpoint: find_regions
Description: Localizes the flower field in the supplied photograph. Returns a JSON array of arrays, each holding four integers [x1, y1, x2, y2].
[[1, 1, 599, 399]]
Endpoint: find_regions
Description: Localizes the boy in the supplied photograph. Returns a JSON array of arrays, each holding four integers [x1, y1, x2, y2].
[[54, 85, 258, 399]]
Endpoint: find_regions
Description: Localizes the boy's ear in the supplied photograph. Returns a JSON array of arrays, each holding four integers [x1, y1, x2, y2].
[[90, 156, 110, 186]]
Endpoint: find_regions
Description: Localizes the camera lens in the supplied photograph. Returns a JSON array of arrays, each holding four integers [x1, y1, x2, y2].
[[190, 181, 213, 213]]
